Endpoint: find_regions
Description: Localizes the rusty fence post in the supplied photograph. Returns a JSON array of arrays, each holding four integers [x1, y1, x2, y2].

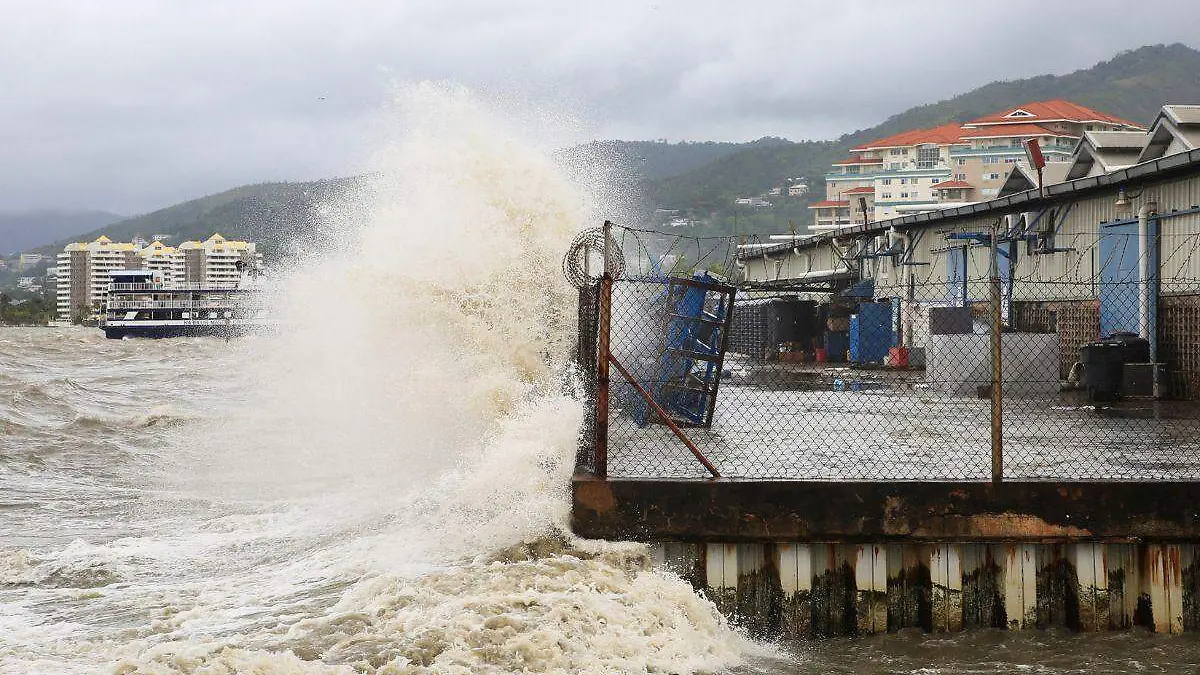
[[594, 220, 614, 479], [990, 223, 1004, 485]]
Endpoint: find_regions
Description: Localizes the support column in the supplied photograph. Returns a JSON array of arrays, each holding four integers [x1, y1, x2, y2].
[[887, 544, 931, 631], [1144, 544, 1183, 634], [1182, 545, 1200, 631], [1108, 543, 1139, 629], [705, 543, 739, 616], [649, 542, 703, 588], [1003, 543, 1037, 629], [855, 544, 888, 634], [1070, 543, 1110, 632], [930, 544, 963, 632], [776, 543, 813, 638], [704, 543, 774, 634], [811, 544, 855, 636], [962, 545, 1004, 629]]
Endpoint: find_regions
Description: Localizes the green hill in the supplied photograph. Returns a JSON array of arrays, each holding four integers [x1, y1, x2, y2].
[[33, 178, 363, 258], [19, 43, 1200, 262], [645, 42, 1200, 238], [0, 209, 124, 255]]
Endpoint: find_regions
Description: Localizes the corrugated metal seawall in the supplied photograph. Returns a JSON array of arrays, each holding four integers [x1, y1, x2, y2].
[[652, 540, 1200, 637]]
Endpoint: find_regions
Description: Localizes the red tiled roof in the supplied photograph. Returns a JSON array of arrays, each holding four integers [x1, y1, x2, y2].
[[957, 123, 1073, 139], [842, 186, 875, 194], [832, 156, 885, 165], [851, 122, 967, 151], [966, 100, 1144, 129], [934, 180, 973, 189], [808, 200, 850, 208]]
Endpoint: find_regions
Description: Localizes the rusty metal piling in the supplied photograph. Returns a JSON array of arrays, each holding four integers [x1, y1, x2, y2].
[[594, 220, 613, 479]]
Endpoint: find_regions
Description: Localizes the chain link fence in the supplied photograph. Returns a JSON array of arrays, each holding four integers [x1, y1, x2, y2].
[[573, 222, 1200, 481]]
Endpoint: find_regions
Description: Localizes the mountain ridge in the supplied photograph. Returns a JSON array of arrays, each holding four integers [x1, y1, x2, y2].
[[11, 43, 1200, 260], [0, 209, 125, 255]]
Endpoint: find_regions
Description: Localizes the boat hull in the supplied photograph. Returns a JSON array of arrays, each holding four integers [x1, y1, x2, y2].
[[102, 323, 262, 339]]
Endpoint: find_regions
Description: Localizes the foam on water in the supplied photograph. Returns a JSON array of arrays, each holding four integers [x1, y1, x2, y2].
[[0, 85, 756, 674]]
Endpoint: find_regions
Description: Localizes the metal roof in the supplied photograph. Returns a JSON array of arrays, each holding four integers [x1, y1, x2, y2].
[[1165, 105, 1200, 126], [740, 147, 1200, 260]]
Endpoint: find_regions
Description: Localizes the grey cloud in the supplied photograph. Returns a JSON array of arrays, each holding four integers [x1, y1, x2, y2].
[[0, 0, 1198, 213]]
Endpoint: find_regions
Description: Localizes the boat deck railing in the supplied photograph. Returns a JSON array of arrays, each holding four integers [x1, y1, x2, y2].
[[108, 282, 245, 292]]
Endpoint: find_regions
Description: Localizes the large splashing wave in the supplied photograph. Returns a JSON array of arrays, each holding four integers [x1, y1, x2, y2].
[[0, 85, 757, 674]]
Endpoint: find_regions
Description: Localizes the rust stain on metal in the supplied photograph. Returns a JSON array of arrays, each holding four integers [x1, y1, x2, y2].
[[574, 479, 616, 514], [912, 513, 1093, 539]]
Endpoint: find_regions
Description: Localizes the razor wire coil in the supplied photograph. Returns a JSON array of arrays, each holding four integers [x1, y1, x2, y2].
[[563, 227, 626, 289]]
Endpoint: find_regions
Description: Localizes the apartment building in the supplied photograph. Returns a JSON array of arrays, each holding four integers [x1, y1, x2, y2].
[[815, 100, 1144, 227], [55, 233, 261, 322], [138, 240, 176, 276], [170, 233, 262, 287], [55, 236, 140, 322]]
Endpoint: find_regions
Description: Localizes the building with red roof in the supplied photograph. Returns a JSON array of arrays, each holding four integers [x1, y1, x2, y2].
[[819, 99, 1147, 228]]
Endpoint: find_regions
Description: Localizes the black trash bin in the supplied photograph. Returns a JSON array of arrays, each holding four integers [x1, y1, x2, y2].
[[1079, 332, 1150, 399]]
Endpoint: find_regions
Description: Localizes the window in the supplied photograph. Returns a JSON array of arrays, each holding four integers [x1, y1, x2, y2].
[[986, 172, 1001, 180], [882, 178, 892, 185], [889, 162, 901, 170], [900, 178, 908, 185], [917, 145, 940, 169], [957, 158, 967, 166], [890, 148, 902, 156], [900, 192, 910, 199], [881, 192, 893, 199], [930, 177, 940, 184], [1005, 158, 1018, 164], [954, 173, 967, 181]]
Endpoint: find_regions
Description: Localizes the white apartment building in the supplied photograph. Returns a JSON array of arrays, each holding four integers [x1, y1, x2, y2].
[[55, 236, 140, 322], [816, 100, 1145, 228], [138, 240, 176, 277], [170, 233, 262, 287], [55, 233, 262, 322]]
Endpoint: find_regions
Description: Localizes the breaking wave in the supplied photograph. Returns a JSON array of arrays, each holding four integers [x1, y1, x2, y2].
[[0, 85, 757, 674]]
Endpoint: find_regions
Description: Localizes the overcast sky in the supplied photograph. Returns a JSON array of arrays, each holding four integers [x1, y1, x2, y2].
[[2, 0, 1199, 215]]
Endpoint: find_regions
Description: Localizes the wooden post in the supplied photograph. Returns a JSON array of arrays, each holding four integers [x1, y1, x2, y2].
[[594, 220, 613, 479]]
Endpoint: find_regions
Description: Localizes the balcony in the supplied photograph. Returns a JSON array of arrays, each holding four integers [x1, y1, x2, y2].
[[950, 146, 1028, 157]]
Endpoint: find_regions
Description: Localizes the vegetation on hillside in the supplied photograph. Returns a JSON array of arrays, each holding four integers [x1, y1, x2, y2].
[[33, 177, 365, 259], [0, 292, 55, 326], [643, 43, 1200, 238], [0, 209, 124, 254], [562, 138, 791, 182], [10, 43, 1199, 274]]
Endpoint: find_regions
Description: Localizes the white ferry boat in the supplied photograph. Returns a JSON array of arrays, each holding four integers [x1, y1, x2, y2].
[[99, 269, 269, 339]]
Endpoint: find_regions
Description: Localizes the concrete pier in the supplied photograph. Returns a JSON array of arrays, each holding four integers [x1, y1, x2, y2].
[[647, 539, 1200, 636], [575, 476, 1200, 635]]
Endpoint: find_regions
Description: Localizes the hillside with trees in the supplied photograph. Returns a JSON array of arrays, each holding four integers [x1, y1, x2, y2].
[[12, 43, 1200, 266], [31, 178, 364, 259], [642, 42, 1200, 238], [0, 209, 124, 254]]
